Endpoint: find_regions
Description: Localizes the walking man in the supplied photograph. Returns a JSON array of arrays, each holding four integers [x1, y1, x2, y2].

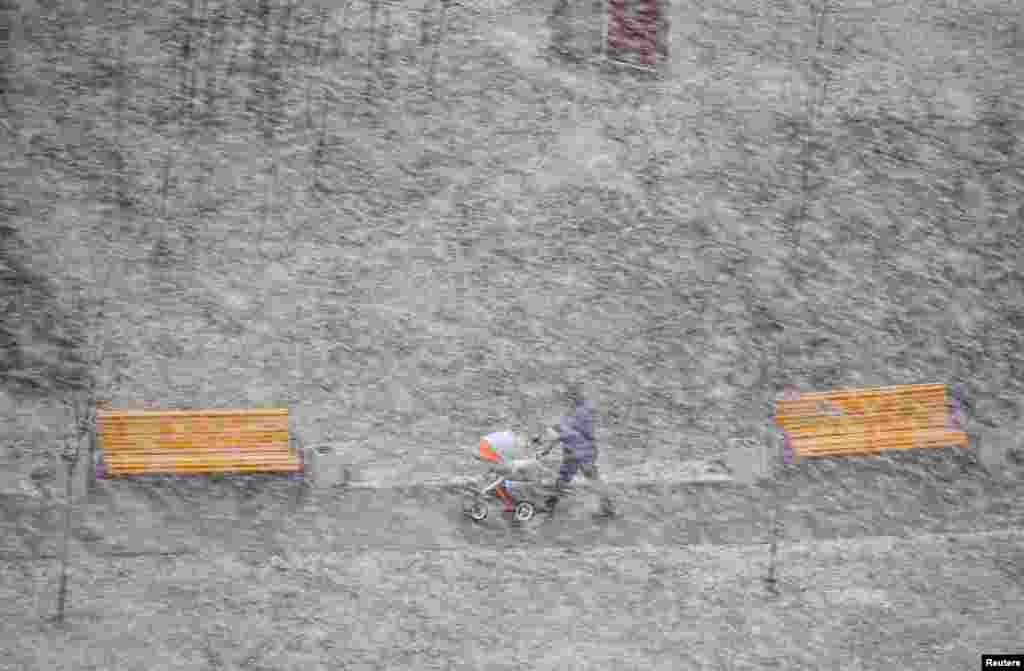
[[544, 381, 616, 517]]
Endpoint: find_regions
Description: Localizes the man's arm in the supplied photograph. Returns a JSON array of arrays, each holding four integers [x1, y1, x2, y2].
[[576, 403, 594, 444], [534, 425, 561, 456]]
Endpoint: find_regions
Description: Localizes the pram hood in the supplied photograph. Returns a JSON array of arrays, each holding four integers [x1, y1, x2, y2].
[[479, 431, 529, 464], [478, 431, 545, 480]]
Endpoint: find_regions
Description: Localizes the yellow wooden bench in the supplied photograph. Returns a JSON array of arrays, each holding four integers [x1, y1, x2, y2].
[[774, 384, 967, 463], [96, 407, 301, 475]]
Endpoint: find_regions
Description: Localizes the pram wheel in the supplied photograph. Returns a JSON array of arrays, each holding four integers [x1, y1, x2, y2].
[[464, 499, 488, 521], [513, 501, 536, 522]]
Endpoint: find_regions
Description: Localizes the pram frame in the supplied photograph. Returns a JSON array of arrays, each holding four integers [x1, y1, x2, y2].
[[462, 438, 571, 522]]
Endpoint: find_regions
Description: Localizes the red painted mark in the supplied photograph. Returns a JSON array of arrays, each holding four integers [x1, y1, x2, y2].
[[608, 0, 658, 65]]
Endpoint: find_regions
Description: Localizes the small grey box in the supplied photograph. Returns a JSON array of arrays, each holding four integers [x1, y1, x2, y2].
[[725, 437, 769, 485], [302, 444, 352, 489]]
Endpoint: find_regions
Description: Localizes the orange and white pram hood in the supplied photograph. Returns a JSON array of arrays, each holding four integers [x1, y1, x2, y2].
[[479, 431, 518, 463], [479, 431, 544, 480]]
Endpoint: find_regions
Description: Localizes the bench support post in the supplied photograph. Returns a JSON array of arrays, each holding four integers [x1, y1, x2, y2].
[[54, 439, 78, 625]]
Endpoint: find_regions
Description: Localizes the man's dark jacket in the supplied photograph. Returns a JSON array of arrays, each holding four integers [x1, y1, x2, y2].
[[559, 399, 595, 461]]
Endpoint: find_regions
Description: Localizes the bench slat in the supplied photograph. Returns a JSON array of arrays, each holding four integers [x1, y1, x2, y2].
[[103, 448, 290, 454], [103, 445, 289, 452], [105, 455, 301, 465], [106, 463, 299, 469], [102, 439, 289, 449], [106, 465, 301, 474], [99, 424, 288, 434], [787, 426, 965, 442], [776, 408, 948, 423], [105, 455, 296, 461], [777, 384, 944, 400], [781, 420, 950, 435], [101, 436, 289, 442], [103, 447, 290, 454], [98, 408, 288, 418], [778, 411, 947, 428], [106, 460, 300, 467], [776, 396, 946, 418], [790, 431, 967, 451]]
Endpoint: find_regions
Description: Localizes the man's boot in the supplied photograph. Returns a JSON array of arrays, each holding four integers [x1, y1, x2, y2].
[[595, 497, 617, 518], [544, 480, 567, 513]]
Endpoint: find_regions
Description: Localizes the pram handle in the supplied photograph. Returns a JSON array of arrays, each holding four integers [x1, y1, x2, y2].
[[533, 435, 560, 458]]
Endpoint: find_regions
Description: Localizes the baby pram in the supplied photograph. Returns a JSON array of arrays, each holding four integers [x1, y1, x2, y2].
[[461, 429, 565, 522]]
